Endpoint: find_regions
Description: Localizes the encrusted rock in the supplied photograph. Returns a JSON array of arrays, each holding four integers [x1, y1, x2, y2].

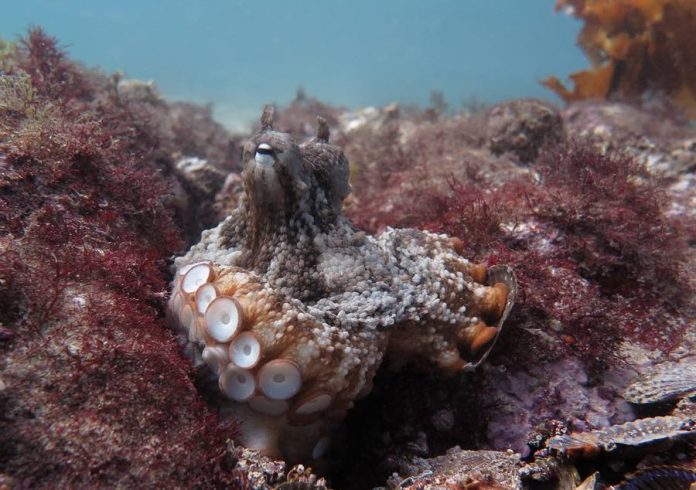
[[387, 449, 523, 489]]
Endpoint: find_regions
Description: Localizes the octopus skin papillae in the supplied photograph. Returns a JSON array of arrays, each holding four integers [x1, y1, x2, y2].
[[168, 107, 517, 463]]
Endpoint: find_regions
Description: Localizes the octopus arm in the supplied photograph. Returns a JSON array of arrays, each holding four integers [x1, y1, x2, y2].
[[169, 263, 387, 458], [377, 228, 517, 372]]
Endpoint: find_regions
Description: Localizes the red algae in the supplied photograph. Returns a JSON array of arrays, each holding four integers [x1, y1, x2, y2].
[[0, 28, 246, 487], [534, 145, 688, 298]]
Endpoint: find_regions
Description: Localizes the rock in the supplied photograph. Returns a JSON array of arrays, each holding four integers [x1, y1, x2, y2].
[[562, 100, 696, 176], [175, 155, 226, 197], [486, 99, 565, 163]]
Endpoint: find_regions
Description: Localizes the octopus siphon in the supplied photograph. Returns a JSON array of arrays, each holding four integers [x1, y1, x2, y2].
[[168, 106, 517, 462]]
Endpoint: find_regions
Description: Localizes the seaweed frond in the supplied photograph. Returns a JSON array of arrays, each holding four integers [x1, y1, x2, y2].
[[544, 0, 696, 115]]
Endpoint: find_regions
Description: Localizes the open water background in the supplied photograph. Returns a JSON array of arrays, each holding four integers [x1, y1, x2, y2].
[[0, 0, 585, 130]]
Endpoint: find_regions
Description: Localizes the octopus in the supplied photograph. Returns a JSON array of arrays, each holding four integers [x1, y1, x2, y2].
[[168, 106, 517, 463]]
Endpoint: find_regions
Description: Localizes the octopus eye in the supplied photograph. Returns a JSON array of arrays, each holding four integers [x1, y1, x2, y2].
[[255, 143, 274, 166]]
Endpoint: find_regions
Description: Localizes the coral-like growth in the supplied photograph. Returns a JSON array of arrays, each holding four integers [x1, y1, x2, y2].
[[416, 178, 508, 258], [544, 0, 696, 116], [0, 28, 245, 487]]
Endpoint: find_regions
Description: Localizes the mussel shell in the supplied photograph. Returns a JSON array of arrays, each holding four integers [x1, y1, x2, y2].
[[463, 265, 517, 370]]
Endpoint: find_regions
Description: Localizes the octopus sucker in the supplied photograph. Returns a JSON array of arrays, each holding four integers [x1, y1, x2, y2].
[[293, 391, 333, 416], [258, 359, 303, 400], [181, 263, 214, 294], [178, 304, 195, 334], [219, 365, 256, 401], [194, 283, 218, 314], [168, 107, 517, 462], [205, 296, 243, 342], [229, 332, 262, 369], [469, 324, 499, 355], [201, 345, 228, 375], [477, 282, 509, 321]]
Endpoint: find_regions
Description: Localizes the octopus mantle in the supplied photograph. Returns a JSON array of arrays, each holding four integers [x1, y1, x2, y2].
[[168, 107, 516, 462]]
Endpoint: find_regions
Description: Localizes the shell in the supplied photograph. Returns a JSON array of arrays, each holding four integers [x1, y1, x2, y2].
[[623, 363, 696, 405], [613, 467, 696, 490], [546, 415, 696, 459], [465, 265, 517, 369]]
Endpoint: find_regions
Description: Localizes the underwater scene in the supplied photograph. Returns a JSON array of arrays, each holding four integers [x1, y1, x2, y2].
[[0, 1, 695, 489]]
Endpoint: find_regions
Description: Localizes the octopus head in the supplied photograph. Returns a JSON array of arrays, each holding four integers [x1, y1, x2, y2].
[[242, 106, 310, 212], [241, 106, 350, 219]]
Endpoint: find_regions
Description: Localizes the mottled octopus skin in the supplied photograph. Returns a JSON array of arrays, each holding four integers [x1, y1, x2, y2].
[[168, 107, 516, 462]]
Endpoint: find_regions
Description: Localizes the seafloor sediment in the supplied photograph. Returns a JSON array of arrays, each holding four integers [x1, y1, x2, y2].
[[0, 29, 694, 489]]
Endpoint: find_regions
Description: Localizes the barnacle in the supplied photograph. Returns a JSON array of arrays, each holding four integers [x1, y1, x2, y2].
[[544, 0, 696, 116], [168, 107, 517, 461]]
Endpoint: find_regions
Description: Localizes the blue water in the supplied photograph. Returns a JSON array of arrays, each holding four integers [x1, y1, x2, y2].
[[0, 0, 585, 130]]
